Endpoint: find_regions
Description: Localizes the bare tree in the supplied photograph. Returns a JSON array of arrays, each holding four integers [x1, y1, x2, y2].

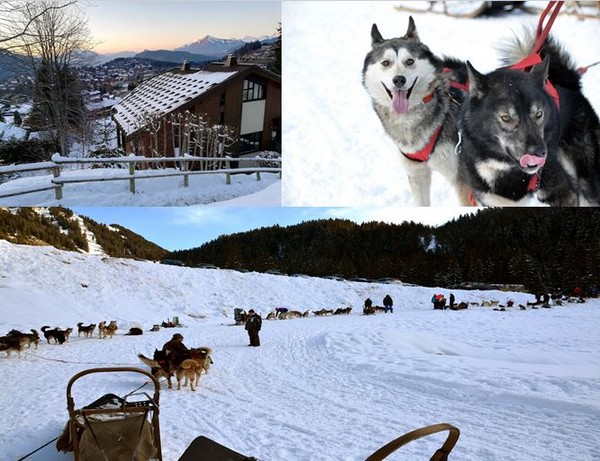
[[9, 0, 91, 154]]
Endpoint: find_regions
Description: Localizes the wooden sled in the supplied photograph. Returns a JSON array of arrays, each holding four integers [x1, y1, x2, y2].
[[177, 424, 459, 461]]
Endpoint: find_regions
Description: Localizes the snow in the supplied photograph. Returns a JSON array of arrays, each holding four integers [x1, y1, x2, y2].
[[1, 240, 599, 460], [282, 1, 600, 206]]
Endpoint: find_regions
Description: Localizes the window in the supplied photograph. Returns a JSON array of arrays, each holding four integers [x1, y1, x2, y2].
[[242, 79, 266, 102], [238, 131, 262, 153]]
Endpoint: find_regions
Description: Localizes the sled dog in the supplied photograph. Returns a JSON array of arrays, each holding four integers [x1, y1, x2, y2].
[[497, 32, 600, 205], [458, 58, 577, 206], [362, 16, 471, 206]]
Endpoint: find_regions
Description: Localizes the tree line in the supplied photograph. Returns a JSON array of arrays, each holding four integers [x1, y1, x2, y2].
[[0, 207, 167, 260], [169, 208, 600, 293]]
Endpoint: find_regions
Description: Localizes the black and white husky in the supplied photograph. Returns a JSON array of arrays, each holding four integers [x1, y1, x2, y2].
[[459, 31, 600, 207], [362, 17, 471, 206]]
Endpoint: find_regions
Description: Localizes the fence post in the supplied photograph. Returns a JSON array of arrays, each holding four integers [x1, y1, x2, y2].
[[182, 157, 189, 188], [129, 159, 136, 193], [52, 165, 63, 200], [225, 159, 231, 185]]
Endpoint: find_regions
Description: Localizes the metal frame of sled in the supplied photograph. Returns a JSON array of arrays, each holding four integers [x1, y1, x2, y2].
[[65, 367, 163, 461]]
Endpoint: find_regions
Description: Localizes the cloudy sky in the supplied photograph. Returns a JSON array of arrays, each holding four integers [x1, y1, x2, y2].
[[72, 207, 477, 251], [83, 0, 281, 54]]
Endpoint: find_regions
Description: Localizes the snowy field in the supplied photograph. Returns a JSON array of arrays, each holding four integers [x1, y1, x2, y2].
[[1, 240, 599, 461], [0, 170, 281, 206], [282, 1, 600, 206]]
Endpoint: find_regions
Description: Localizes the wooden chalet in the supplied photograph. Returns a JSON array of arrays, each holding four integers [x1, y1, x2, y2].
[[112, 55, 281, 158]]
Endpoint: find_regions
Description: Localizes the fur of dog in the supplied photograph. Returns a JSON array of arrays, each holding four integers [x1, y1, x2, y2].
[[333, 307, 352, 315], [138, 350, 175, 389], [362, 17, 471, 206], [176, 359, 203, 391], [175, 347, 214, 391], [7, 329, 40, 349], [458, 58, 578, 206], [139, 346, 213, 390], [98, 320, 118, 339], [77, 322, 96, 338], [313, 309, 333, 316], [125, 327, 143, 336], [0, 336, 25, 357], [41, 326, 67, 345], [499, 33, 600, 205]]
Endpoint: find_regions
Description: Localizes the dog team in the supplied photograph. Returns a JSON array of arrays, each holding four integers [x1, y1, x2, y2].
[[0, 320, 119, 357], [363, 5, 600, 206]]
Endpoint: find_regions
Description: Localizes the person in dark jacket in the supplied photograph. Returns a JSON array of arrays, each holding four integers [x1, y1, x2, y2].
[[383, 294, 394, 313], [162, 333, 189, 367], [245, 309, 262, 346], [449, 293, 455, 310], [363, 298, 374, 315]]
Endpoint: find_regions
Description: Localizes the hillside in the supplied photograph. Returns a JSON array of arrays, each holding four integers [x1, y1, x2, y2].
[[169, 208, 600, 293], [1, 240, 598, 461], [0, 207, 167, 260]]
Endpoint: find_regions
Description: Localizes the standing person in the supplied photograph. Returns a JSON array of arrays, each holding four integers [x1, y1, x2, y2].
[[162, 333, 189, 367], [449, 293, 455, 310], [245, 309, 262, 347], [383, 294, 394, 313]]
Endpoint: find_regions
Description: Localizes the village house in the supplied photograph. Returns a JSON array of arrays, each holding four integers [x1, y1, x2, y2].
[[111, 56, 281, 159]]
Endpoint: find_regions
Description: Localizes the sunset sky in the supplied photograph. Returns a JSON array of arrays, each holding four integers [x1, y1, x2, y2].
[[83, 0, 281, 54]]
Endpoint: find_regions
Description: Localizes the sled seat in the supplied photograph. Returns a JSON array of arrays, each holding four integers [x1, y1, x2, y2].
[[177, 436, 256, 461]]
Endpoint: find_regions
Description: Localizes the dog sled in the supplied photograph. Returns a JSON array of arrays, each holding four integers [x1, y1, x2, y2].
[[57, 367, 163, 461], [177, 423, 459, 461]]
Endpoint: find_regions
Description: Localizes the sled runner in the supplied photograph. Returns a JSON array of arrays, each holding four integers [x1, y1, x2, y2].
[[57, 367, 163, 461]]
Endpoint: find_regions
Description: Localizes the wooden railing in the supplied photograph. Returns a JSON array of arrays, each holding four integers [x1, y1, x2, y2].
[[0, 153, 282, 200]]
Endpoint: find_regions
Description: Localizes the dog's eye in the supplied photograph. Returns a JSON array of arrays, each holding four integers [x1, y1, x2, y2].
[[406, 58, 415, 66], [500, 114, 512, 123], [381, 60, 391, 67], [535, 110, 543, 119]]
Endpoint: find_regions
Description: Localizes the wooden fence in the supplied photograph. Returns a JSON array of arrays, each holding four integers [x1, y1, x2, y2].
[[0, 153, 281, 200]]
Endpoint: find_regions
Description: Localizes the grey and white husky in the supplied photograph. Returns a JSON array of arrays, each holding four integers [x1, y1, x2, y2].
[[362, 17, 471, 206]]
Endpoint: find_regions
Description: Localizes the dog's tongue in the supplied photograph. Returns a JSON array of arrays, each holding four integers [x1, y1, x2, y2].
[[392, 90, 409, 115], [519, 154, 546, 168]]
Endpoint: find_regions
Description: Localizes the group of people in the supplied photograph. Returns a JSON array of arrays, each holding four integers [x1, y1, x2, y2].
[[363, 295, 394, 314], [432, 293, 455, 310]]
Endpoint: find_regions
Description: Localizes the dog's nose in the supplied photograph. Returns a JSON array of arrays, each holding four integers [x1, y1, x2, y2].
[[393, 75, 406, 88]]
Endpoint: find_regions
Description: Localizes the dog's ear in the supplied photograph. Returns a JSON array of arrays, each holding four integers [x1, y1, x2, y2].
[[530, 55, 550, 88], [466, 61, 486, 99], [405, 16, 419, 40], [371, 24, 384, 45]]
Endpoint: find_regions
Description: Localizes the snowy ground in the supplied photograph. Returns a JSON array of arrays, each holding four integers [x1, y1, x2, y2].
[[1, 240, 599, 461], [282, 1, 600, 206], [0, 169, 281, 206]]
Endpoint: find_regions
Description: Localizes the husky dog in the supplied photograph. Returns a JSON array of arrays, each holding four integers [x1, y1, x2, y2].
[[459, 58, 578, 206], [500, 33, 600, 205], [362, 17, 471, 206]]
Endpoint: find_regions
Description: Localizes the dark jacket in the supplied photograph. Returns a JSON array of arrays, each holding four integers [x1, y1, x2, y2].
[[383, 295, 393, 307], [245, 313, 262, 332], [162, 338, 189, 365]]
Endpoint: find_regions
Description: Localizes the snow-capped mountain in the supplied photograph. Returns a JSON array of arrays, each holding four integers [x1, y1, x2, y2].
[[175, 34, 277, 57]]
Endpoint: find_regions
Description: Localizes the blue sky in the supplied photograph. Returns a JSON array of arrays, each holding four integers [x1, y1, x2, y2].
[[71, 207, 475, 252], [83, 1, 281, 53]]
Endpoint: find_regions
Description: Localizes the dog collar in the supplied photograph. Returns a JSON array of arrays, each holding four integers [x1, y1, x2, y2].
[[400, 126, 442, 162]]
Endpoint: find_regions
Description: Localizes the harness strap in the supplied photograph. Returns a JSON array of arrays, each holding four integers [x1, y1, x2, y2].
[[509, 1, 563, 109], [401, 126, 442, 162]]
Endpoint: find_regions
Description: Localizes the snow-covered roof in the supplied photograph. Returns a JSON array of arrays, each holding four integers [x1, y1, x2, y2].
[[112, 69, 237, 135]]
